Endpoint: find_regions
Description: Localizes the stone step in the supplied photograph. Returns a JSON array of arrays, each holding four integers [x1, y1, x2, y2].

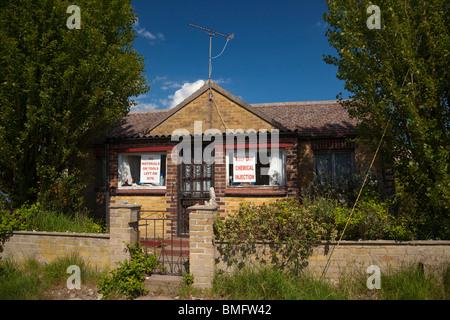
[[144, 274, 183, 293]]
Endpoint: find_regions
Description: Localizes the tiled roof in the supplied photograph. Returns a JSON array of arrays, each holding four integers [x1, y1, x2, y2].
[[105, 109, 168, 139], [105, 100, 357, 140], [253, 101, 358, 137]]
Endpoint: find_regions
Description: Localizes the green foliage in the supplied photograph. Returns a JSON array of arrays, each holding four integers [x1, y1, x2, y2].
[[323, 0, 450, 238], [1, 202, 105, 234], [97, 242, 160, 300], [182, 262, 194, 286], [379, 264, 447, 300], [19, 203, 105, 233], [0, 0, 149, 210], [215, 198, 328, 271], [0, 208, 28, 237], [0, 254, 101, 300], [212, 266, 347, 300], [212, 264, 449, 300], [333, 200, 392, 240]]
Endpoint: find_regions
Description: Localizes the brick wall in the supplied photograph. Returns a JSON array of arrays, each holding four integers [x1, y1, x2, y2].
[[0, 231, 110, 268], [148, 89, 276, 136], [188, 203, 218, 289], [215, 240, 450, 282], [0, 202, 141, 269]]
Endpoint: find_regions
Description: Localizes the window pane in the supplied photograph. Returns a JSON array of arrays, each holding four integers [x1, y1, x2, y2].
[[315, 153, 331, 179], [118, 153, 167, 188], [95, 158, 106, 188], [267, 151, 284, 186], [335, 152, 353, 181]]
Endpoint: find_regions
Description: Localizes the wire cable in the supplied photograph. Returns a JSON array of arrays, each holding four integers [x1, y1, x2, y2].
[[209, 89, 229, 130], [212, 38, 230, 59], [319, 118, 390, 280]]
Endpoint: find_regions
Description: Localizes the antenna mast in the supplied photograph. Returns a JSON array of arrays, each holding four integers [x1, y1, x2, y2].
[[188, 23, 234, 81]]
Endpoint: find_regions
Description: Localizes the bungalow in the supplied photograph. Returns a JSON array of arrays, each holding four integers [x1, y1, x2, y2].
[[83, 80, 392, 236]]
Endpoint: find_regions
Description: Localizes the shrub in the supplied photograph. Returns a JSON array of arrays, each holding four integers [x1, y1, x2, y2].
[[97, 242, 160, 300], [0, 208, 28, 237], [215, 198, 328, 271], [333, 200, 392, 240]]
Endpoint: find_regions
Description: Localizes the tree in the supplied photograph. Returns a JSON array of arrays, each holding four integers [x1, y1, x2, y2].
[[0, 0, 149, 210], [323, 0, 449, 238]]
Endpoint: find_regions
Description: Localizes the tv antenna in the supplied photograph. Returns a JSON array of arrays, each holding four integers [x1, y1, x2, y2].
[[188, 23, 234, 81]]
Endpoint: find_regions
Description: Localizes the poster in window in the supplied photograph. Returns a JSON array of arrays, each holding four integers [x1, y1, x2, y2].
[[140, 154, 161, 184], [233, 152, 256, 183]]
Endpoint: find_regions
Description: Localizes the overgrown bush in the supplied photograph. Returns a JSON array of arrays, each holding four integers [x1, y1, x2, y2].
[[215, 198, 329, 271], [333, 200, 392, 240], [97, 242, 160, 300], [309, 196, 417, 241], [0, 209, 28, 237]]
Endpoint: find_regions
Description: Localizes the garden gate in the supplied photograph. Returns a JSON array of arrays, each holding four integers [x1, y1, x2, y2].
[[138, 210, 189, 276]]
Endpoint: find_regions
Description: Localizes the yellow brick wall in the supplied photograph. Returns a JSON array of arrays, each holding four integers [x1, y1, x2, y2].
[[148, 89, 275, 136], [111, 195, 170, 212], [0, 232, 110, 269], [222, 196, 285, 218], [216, 240, 450, 282], [111, 195, 171, 239]]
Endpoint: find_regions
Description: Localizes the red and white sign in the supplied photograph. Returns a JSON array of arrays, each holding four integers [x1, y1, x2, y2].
[[233, 153, 256, 183], [140, 154, 161, 184]]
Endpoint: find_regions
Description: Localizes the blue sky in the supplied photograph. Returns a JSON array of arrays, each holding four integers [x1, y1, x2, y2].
[[130, 0, 349, 111]]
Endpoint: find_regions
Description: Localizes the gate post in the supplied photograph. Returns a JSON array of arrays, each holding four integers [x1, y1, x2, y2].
[[188, 202, 219, 289], [109, 201, 141, 267]]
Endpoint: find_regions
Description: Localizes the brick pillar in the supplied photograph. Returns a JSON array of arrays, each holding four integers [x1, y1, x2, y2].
[[109, 201, 141, 267], [188, 202, 219, 289]]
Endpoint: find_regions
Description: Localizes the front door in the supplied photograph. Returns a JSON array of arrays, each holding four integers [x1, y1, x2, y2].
[[177, 151, 214, 236]]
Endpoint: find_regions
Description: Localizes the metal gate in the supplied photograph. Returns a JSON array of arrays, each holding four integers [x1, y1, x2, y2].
[[138, 210, 189, 275]]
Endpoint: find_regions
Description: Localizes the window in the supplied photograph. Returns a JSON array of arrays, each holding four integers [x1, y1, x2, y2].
[[118, 153, 167, 189], [314, 150, 354, 182], [95, 158, 106, 189], [225, 149, 286, 187]]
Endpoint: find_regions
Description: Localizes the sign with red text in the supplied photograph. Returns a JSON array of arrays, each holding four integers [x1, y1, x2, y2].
[[140, 154, 161, 184], [233, 152, 256, 183]]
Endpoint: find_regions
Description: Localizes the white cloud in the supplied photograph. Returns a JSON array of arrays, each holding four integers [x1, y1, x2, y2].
[[161, 81, 182, 91], [131, 101, 160, 111], [168, 80, 205, 109], [133, 18, 164, 42], [130, 94, 160, 111], [316, 21, 329, 29]]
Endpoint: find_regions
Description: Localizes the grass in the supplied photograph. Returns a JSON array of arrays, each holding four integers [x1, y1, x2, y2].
[[2, 256, 448, 300], [205, 264, 450, 300], [211, 267, 346, 300], [24, 210, 105, 233], [0, 254, 103, 300], [379, 264, 448, 300]]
